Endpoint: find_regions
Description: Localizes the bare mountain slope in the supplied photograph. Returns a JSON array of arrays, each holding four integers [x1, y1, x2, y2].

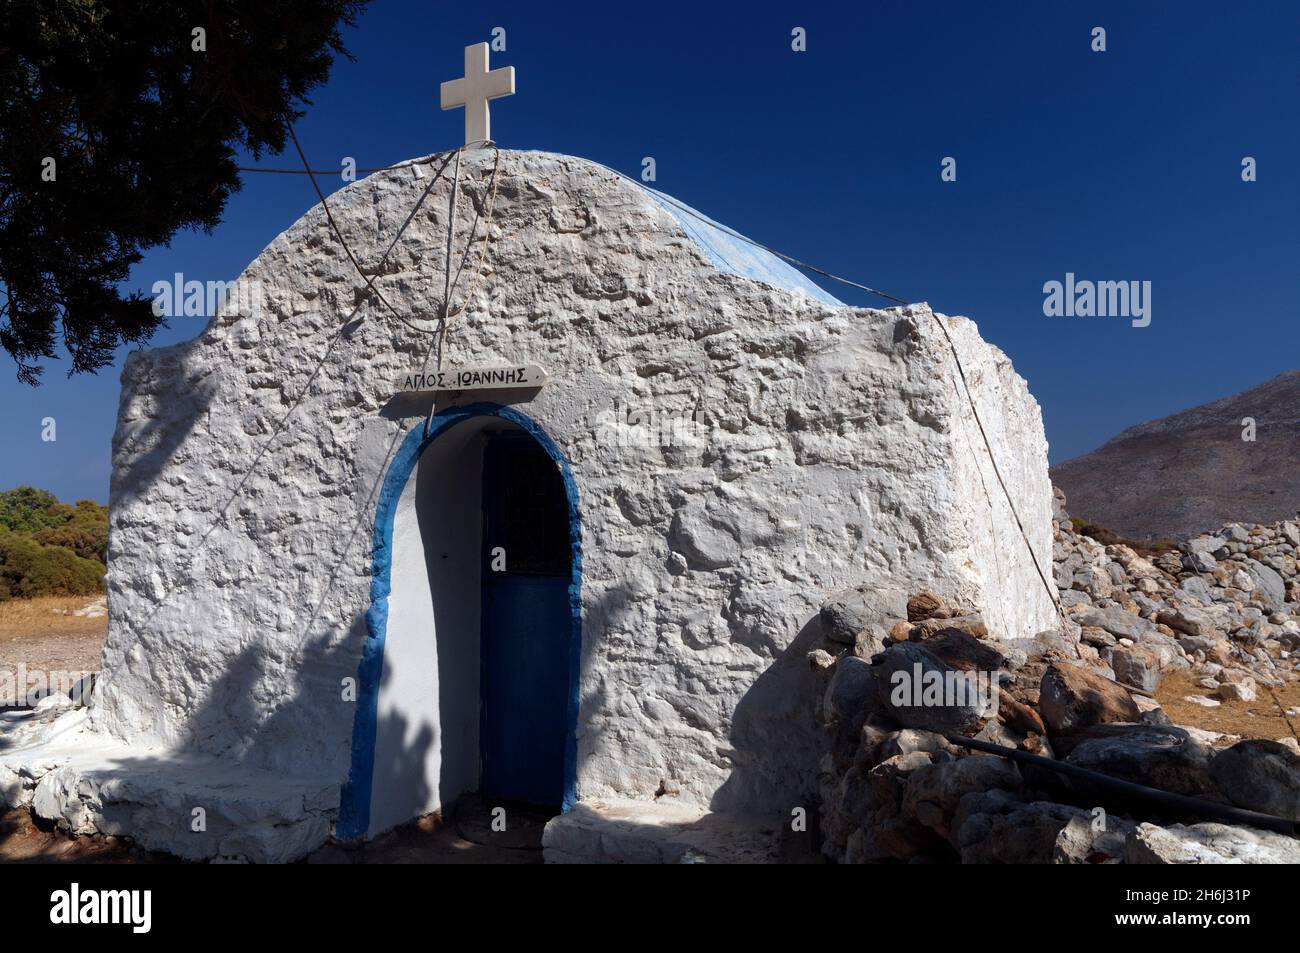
[[1051, 370, 1300, 539]]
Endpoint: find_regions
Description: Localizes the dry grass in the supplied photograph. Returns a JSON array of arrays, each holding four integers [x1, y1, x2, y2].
[[1069, 518, 1178, 557], [0, 595, 107, 639], [1156, 668, 1300, 745]]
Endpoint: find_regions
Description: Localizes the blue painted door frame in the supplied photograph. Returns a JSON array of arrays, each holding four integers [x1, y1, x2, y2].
[[336, 404, 582, 839]]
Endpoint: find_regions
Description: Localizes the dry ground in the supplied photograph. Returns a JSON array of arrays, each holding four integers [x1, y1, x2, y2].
[[1155, 668, 1300, 745], [0, 808, 167, 863], [0, 595, 108, 677], [0, 797, 547, 864], [319, 795, 548, 864]]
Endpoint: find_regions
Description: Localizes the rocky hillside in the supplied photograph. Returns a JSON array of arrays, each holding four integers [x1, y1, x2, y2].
[[1050, 370, 1300, 540], [809, 487, 1300, 864]]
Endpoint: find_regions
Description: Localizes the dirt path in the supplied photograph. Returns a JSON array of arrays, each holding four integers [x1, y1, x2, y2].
[[0, 596, 107, 705], [0, 629, 106, 674], [0, 596, 108, 666]]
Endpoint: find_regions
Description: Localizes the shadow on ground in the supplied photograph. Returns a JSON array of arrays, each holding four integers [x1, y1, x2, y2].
[[0, 795, 551, 865]]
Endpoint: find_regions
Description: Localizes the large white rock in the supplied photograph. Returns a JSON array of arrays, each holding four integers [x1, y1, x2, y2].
[[1, 149, 1054, 859], [1125, 821, 1300, 864]]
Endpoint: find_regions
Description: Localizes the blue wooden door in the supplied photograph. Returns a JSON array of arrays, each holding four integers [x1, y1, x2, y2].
[[479, 434, 572, 806]]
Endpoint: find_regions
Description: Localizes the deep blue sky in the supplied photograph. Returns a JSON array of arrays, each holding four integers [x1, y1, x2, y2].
[[5, 0, 1298, 503]]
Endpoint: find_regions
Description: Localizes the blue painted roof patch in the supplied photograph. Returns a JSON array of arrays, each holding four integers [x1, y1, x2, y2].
[[642, 187, 845, 308]]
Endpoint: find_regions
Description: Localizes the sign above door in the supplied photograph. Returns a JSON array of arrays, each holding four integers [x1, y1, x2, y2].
[[396, 363, 548, 394]]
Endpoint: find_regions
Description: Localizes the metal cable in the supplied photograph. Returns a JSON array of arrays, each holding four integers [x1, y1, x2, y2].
[[930, 312, 1066, 624], [141, 144, 1061, 655], [286, 122, 460, 336], [601, 164, 1064, 623], [130, 135, 460, 633]]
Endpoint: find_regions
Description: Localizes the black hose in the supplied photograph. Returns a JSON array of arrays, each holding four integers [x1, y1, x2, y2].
[[945, 732, 1299, 837]]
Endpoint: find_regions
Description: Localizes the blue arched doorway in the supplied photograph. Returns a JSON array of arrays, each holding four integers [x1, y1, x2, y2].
[[337, 403, 582, 839]]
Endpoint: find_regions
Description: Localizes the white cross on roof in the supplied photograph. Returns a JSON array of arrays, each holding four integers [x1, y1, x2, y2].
[[440, 42, 516, 147]]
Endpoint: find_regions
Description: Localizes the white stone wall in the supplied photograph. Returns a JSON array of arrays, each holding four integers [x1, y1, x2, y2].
[[94, 149, 1054, 820]]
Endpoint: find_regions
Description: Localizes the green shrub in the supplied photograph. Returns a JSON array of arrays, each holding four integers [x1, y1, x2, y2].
[[32, 523, 109, 563], [0, 530, 105, 600], [32, 499, 109, 563], [0, 486, 69, 534]]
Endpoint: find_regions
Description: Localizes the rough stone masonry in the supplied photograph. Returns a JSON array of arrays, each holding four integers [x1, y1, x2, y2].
[[0, 149, 1054, 861]]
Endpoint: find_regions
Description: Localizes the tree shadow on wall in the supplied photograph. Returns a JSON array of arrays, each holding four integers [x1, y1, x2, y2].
[[0, 613, 436, 863], [553, 585, 828, 864], [572, 574, 829, 835], [110, 369, 217, 505]]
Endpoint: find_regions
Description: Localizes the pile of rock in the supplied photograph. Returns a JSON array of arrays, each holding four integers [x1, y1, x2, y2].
[[1050, 485, 1300, 708], [811, 575, 1300, 863]]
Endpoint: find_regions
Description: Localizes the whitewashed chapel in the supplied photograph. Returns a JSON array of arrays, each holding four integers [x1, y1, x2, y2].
[[0, 46, 1054, 861]]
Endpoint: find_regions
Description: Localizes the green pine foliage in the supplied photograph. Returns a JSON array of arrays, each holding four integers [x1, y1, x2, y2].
[[0, 0, 370, 384]]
